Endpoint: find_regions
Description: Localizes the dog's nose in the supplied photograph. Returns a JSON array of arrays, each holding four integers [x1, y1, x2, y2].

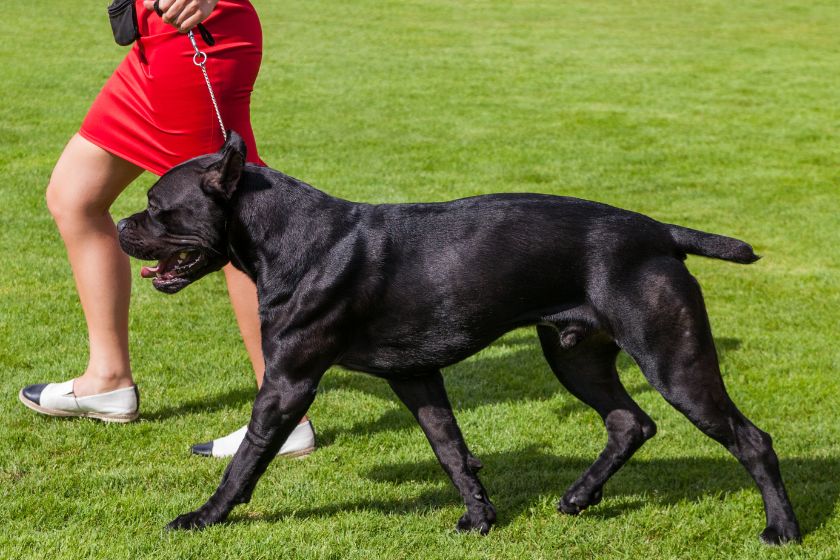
[[117, 219, 129, 233]]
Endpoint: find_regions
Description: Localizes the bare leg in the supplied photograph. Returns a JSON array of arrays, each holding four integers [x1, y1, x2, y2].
[[46, 134, 143, 396], [223, 264, 266, 387], [222, 264, 309, 422]]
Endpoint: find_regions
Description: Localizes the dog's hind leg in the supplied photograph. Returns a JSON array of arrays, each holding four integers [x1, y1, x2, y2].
[[388, 371, 496, 534], [538, 326, 656, 515], [613, 257, 800, 545]]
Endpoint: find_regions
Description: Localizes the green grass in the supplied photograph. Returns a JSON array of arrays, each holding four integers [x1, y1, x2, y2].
[[1, 0, 839, 558]]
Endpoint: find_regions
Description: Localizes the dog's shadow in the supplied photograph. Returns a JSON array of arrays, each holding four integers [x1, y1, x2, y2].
[[315, 334, 744, 443], [144, 333, 742, 424], [236, 446, 838, 538], [173, 333, 836, 539]]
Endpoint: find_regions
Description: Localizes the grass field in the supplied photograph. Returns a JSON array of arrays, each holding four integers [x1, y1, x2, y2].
[[1, 0, 839, 558]]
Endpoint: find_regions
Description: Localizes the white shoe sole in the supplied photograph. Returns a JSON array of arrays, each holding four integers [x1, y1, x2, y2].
[[18, 389, 139, 423], [280, 446, 316, 459]]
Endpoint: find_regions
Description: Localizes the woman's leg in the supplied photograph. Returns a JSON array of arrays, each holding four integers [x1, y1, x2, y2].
[[193, 265, 314, 457], [223, 264, 266, 387], [46, 134, 144, 396], [223, 264, 309, 424]]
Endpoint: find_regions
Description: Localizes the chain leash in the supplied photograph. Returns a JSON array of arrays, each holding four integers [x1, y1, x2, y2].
[[187, 30, 227, 142]]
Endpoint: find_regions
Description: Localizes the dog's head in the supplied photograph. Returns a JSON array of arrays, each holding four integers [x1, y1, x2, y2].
[[118, 132, 246, 294]]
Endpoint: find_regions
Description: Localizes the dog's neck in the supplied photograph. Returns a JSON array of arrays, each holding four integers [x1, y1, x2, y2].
[[227, 166, 363, 300]]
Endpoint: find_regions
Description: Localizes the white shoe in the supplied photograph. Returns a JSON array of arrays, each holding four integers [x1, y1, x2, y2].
[[18, 380, 139, 423], [191, 420, 316, 458]]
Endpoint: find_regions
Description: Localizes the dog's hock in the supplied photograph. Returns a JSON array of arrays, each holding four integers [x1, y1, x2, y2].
[[201, 130, 246, 200]]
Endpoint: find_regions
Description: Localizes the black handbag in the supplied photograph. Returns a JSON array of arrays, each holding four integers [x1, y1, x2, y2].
[[107, 0, 139, 46], [108, 0, 216, 47]]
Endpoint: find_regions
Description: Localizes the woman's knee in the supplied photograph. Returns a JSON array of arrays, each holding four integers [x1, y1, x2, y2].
[[46, 175, 124, 230], [45, 135, 142, 224], [45, 172, 104, 224]]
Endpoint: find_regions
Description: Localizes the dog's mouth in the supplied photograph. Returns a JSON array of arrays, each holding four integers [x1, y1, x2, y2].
[[140, 250, 206, 293]]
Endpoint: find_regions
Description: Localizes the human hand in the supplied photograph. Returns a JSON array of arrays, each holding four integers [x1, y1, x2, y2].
[[143, 0, 219, 33]]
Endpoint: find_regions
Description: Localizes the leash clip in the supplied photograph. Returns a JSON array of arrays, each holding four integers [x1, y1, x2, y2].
[[188, 31, 208, 66]]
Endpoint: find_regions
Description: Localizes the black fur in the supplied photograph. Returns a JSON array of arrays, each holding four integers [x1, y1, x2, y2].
[[117, 131, 800, 545]]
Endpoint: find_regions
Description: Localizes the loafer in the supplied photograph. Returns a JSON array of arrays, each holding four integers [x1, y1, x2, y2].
[[191, 420, 316, 458], [18, 380, 139, 423]]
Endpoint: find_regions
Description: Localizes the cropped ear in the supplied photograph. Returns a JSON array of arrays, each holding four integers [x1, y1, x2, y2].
[[201, 130, 247, 200]]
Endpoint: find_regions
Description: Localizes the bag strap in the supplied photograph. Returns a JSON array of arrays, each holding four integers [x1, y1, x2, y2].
[[152, 1, 214, 44]]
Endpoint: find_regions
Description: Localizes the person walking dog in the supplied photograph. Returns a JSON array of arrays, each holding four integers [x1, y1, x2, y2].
[[18, 0, 315, 458]]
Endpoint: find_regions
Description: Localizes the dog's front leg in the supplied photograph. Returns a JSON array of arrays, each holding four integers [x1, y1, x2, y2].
[[388, 371, 496, 534], [167, 352, 327, 530]]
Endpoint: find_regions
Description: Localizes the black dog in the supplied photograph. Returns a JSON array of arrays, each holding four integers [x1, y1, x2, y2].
[[118, 132, 800, 544]]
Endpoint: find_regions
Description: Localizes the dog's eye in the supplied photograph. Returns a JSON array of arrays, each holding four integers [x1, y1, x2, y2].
[[147, 205, 165, 221]]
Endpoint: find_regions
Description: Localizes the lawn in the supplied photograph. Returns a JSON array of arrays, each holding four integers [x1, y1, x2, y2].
[[1, 0, 839, 558]]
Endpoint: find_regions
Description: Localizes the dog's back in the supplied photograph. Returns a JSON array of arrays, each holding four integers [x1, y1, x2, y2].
[[327, 192, 705, 374]]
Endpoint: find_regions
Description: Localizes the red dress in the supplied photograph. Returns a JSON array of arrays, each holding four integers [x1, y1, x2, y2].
[[80, 0, 264, 176]]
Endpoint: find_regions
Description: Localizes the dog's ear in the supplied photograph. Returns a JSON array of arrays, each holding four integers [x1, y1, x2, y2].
[[201, 131, 247, 200]]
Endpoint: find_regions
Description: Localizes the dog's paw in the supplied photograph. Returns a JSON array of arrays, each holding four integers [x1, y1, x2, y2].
[[165, 507, 222, 531], [759, 525, 802, 546], [455, 503, 497, 535], [557, 485, 603, 515]]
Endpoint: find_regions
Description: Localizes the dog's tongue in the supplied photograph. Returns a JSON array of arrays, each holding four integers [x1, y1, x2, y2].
[[140, 264, 160, 279]]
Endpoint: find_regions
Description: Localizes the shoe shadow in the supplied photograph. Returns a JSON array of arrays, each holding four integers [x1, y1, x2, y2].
[[143, 386, 255, 422], [234, 445, 836, 539]]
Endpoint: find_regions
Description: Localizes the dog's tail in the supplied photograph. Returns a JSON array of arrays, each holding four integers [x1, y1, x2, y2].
[[665, 223, 760, 264]]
